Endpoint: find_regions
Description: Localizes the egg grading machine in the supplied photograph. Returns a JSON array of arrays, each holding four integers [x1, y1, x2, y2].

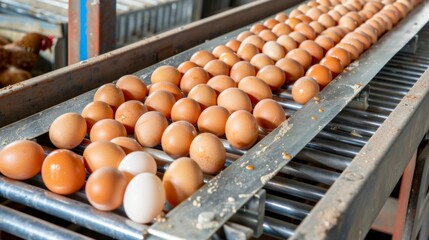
[[1, 1, 429, 240]]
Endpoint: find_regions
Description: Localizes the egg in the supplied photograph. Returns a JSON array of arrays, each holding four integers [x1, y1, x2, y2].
[[190, 50, 216, 67], [226, 39, 241, 52], [145, 90, 176, 118], [256, 65, 286, 90], [272, 23, 293, 36], [299, 40, 324, 64], [346, 11, 364, 25], [177, 61, 199, 74], [344, 32, 371, 50], [393, 2, 410, 18], [262, 41, 285, 61], [86, 167, 127, 211], [275, 58, 305, 83], [318, 13, 337, 28], [225, 110, 259, 150], [149, 81, 183, 101], [81, 101, 114, 132], [264, 18, 280, 29], [237, 43, 260, 61], [238, 76, 273, 103], [116, 75, 147, 101], [339, 15, 359, 30], [340, 37, 364, 54], [203, 59, 229, 76], [189, 133, 226, 174], [334, 5, 350, 15], [161, 121, 197, 158], [359, 10, 374, 21], [296, 14, 313, 24], [336, 42, 359, 60], [321, 29, 342, 44], [331, 26, 349, 38], [250, 53, 274, 71], [259, 29, 278, 41], [83, 140, 126, 173], [111, 137, 143, 154], [285, 18, 303, 29], [250, 23, 268, 34], [297, 4, 311, 13], [275, 12, 289, 22], [237, 31, 254, 41], [309, 21, 326, 34], [326, 47, 352, 67], [123, 173, 165, 223], [219, 52, 241, 68], [150, 65, 181, 86], [289, 31, 307, 44], [306, 64, 333, 88], [171, 98, 201, 125], [115, 100, 148, 133], [180, 67, 210, 95], [90, 119, 127, 142], [42, 149, 86, 195], [320, 56, 344, 77], [306, 7, 324, 20], [328, 10, 342, 22], [212, 45, 233, 58], [197, 105, 230, 137], [365, 19, 385, 37], [314, 35, 335, 53], [382, 9, 400, 25], [291, 76, 320, 104], [229, 61, 256, 83], [276, 35, 298, 52], [286, 48, 312, 70], [134, 111, 168, 147], [206, 75, 237, 95], [374, 14, 393, 31], [355, 24, 378, 44], [317, 4, 329, 13], [118, 151, 157, 176], [253, 99, 286, 132], [217, 88, 252, 113], [241, 35, 265, 50], [163, 157, 204, 207], [49, 112, 87, 149], [93, 83, 125, 110], [0, 140, 44, 180], [187, 84, 217, 109], [290, 9, 304, 18]]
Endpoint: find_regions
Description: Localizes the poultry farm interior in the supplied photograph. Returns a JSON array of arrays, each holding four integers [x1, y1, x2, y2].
[[1, 0, 429, 240]]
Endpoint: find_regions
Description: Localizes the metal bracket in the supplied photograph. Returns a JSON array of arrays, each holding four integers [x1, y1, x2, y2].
[[401, 35, 419, 54], [347, 85, 370, 111]]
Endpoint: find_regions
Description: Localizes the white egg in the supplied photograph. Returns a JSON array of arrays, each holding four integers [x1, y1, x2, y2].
[[118, 151, 157, 176], [123, 173, 165, 223]]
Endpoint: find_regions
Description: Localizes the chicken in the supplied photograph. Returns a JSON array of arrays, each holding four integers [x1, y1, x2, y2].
[[0, 65, 32, 87]]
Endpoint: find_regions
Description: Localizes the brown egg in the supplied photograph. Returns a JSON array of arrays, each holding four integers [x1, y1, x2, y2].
[[397, 0, 412, 12], [49, 112, 87, 149], [334, 5, 350, 15], [294, 22, 317, 40], [242, 35, 265, 50], [306, 64, 333, 88], [161, 121, 197, 158], [290, 9, 304, 18], [226, 39, 241, 52], [359, 10, 374, 21], [276, 35, 298, 52], [212, 45, 233, 58], [230, 61, 256, 83], [238, 76, 272, 104], [289, 31, 307, 44], [363, 2, 381, 14], [204, 59, 229, 77], [343, 3, 357, 11], [190, 132, 226, 175], [340, 37, 364, 54], [320, 56, 344, 77], [197, 106, 230, 137], [259, 29, 278, 41], [326, 47, 351, 67], [94, 83, 125, 110], [217, 87, 252, 113], [256, 65, 286, 90], [345, 11, 364, 25], [171, 98, 201, 125], [338, 15, 358, 30], [285, 18, 303, 29], [116, 75, 147, 101], [286, 48, 312, 70], [262, 41, 286, 61], [225, 110, 259, 150], [348, 1, 363, 11], [237, 43, 260, 61], [315, 35, 335, 53], [149, 81, 183, 101], [295, 14, 313, 24], [291, 76, 320, 104], [145, 90, 176, 118], [111, 137, 143, 154], [336, 43, 359, 60], [365, 19, 385, 37], [42, 149, 86, 195], [219, 51, 241, 68], [307, 1, 320, 7], [299, 40, 324, 64], [90, 119, 127, 142], [163, 157, 204, 207], [298, 4, 311, 13], [190, 50, 216, 67], [317, 0, 331, 6], [253, 99, 286, 132], [81, 101, 114, 132], [272, 23, 293, 36], [86, 167, 127, 211], [250, 53, 275, 71], [0, 140, 45, 180], [207, 75, 237, 95], [355, 24, 378, 44], [188, 84, 217, 110], [393, 2, 410, 19], [328, 10, 342, 22], [317, 4, 330, 13], [250, 23, 268, 35], [344, 32, 371, 50], [382, 9, 400, 25], [115, 100, 147, 133], [373, 13, 393, 31], [134, 111, 168, 147], [306, 7, 324, 20], [150, 65, 182, 86], [83, 140, 126, 173], [177, 61, 199, 74], [264, 18, 280, 29], [237, 31, 254, 42], [275, 58, 305, 83], [275, 12, 289, 22], [318, 13, 337, 28], [180, 67, 210, 95]]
